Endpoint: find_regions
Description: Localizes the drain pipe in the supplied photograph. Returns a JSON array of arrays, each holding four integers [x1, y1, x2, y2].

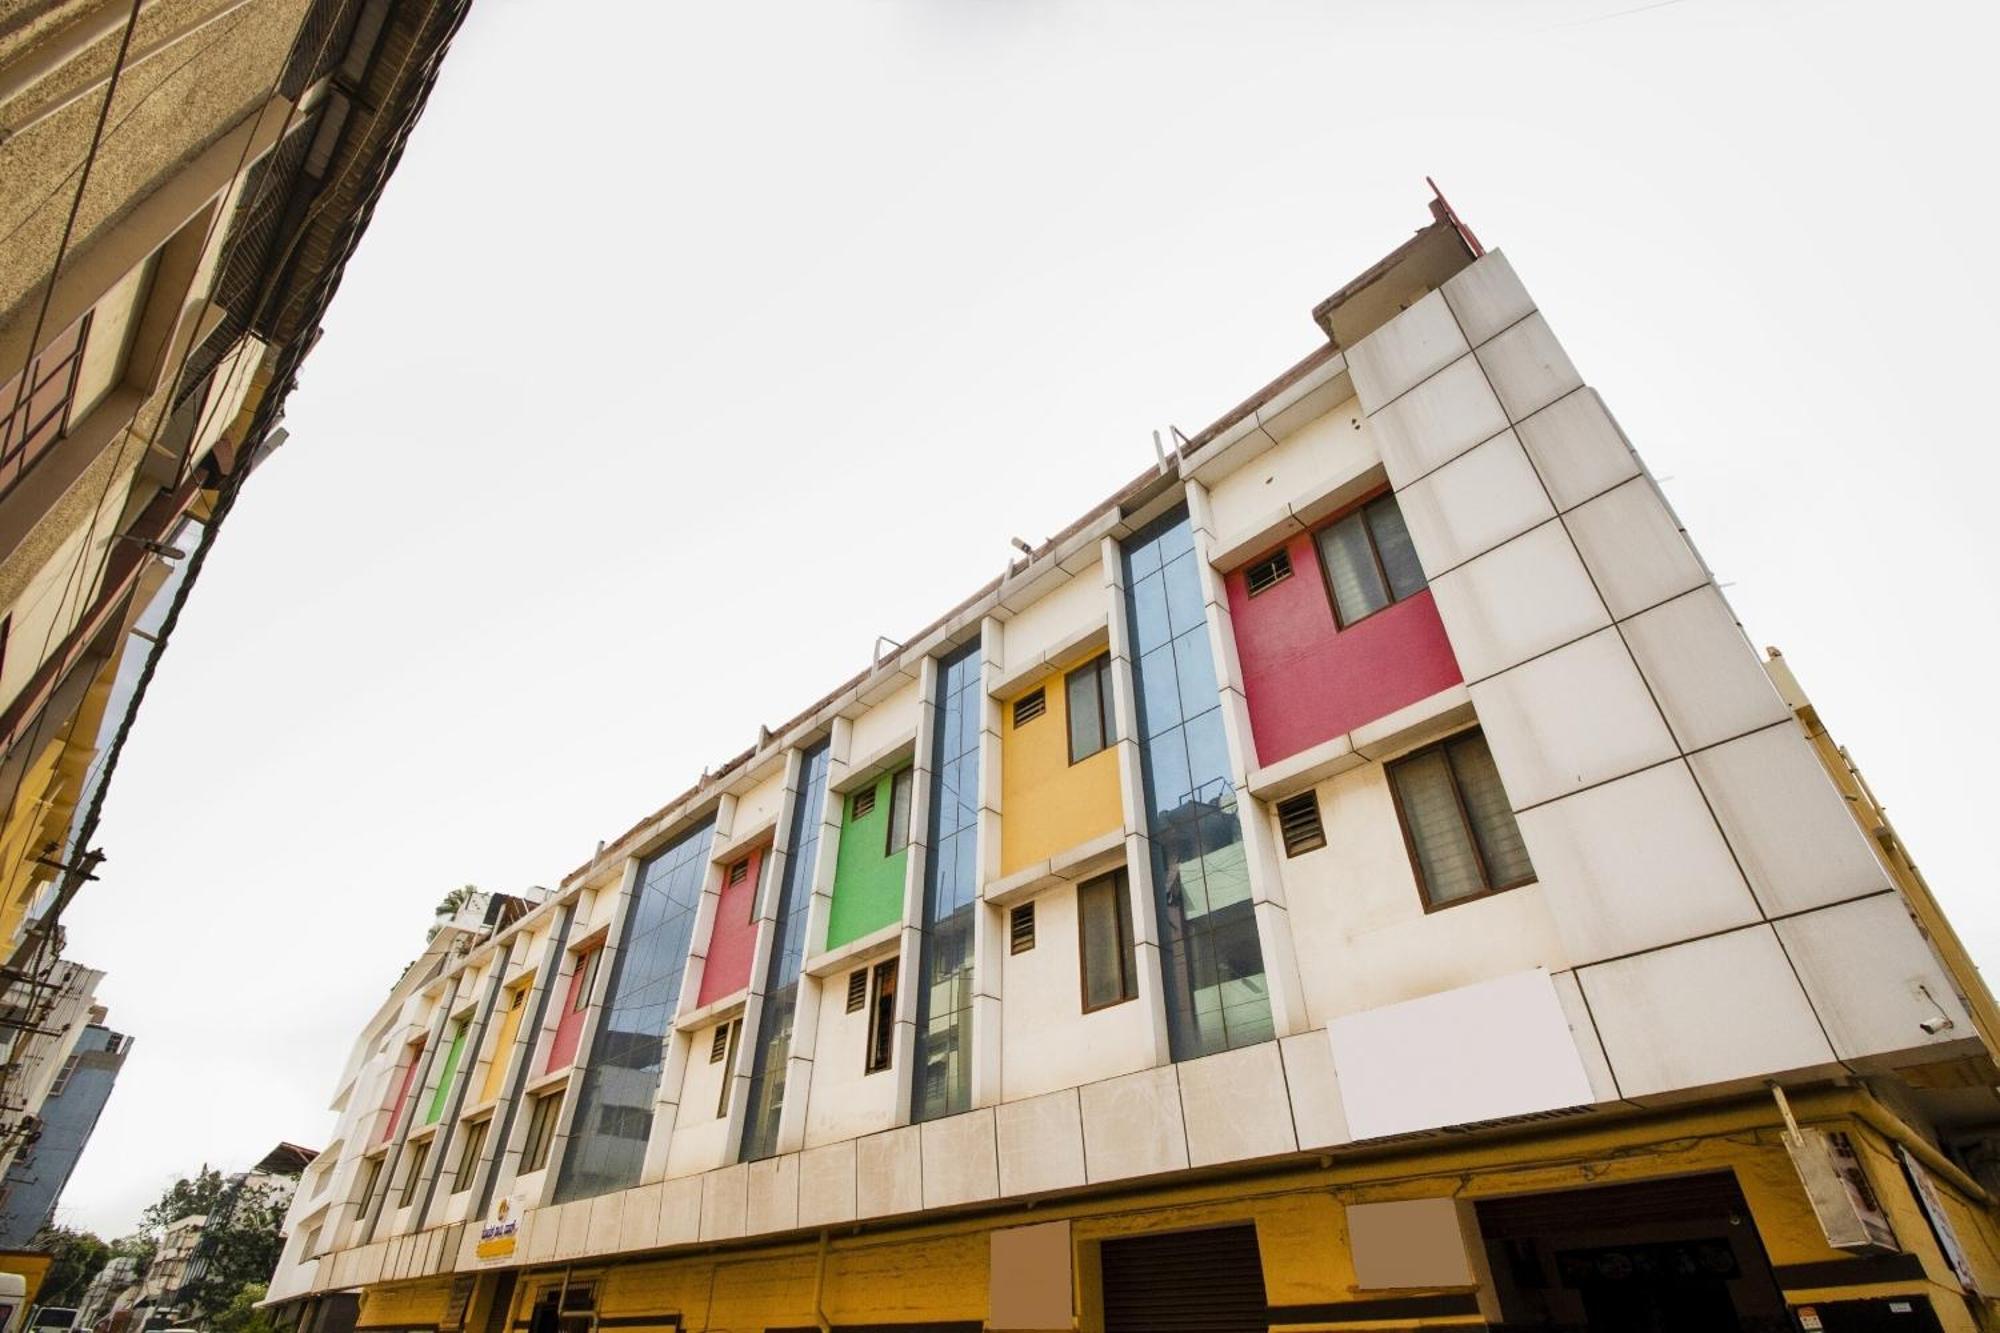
[[812, 1230, 831, 1333]]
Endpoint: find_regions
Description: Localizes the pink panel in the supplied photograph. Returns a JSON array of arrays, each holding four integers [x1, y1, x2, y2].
[[696, 845, 763, 1007], [376, 1037, 424, 1143], [1226, 528, 1463, 769], [544, 946, 596, 1073]]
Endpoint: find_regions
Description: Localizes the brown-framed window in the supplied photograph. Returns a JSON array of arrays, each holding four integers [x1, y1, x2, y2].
[[520, 1088, 562, 1172], [1315, 492, 1426, 627], [886, 767, 915, 855], [398, 1139, 430, 1207], [0, 312, 91, 499], [1065, 653, 1116, 764], [570, 945, 601, 1012], [864, 958, 897, 1074], [451, 1116, 489, 1194], [355, 1152, 384, 1208], [1077, 869, 1138, 1011], [1387, 729, 1534, 909], [714, 1018, 740, 1117]]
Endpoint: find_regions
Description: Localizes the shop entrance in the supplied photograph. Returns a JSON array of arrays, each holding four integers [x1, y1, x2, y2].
[[1100, 1223, 1268, 1333], [1476, 1172, 1790, 1332]]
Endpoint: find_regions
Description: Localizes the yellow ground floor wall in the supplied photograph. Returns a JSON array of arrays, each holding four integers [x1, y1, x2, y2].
[[344, 1090, 2000, 1333]]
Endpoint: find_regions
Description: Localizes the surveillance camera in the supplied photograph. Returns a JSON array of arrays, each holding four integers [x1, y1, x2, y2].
[[1920, 1015, 1956, 1036]]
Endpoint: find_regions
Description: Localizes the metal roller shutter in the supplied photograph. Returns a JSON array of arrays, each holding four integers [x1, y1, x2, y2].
[[1101, 1223, 1268, 1333]]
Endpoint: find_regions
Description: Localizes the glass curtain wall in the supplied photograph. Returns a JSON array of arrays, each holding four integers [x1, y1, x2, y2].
[[554, 819, 715, 1201], [739, 742, 831, 1160], [1121, 507, 1273, 1059], [912, 643, 982, 1121]]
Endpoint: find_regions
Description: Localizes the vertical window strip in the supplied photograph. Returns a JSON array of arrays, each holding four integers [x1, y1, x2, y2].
[[912, 643, 982, 1122], [886, 767, 915, 855], [552, 817, 715, 1202], [865, 959, 897, 1074], [740, 742, 832, 1161], [1122, 507, 1271, 1060]]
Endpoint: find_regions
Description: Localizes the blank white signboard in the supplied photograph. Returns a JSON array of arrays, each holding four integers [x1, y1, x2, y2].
[[1329, 968, 1597, 1142]]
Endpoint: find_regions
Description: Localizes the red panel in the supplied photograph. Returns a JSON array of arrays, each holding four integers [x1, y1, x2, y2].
[[544, 946, 597, 1073], [697, 845, 762, 1007], [1225, 529, 1463, 769], [377, 1037, 424, 1143]]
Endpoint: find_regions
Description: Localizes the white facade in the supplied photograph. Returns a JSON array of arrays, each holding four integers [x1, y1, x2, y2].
[[270, 234, 1992, 1306]]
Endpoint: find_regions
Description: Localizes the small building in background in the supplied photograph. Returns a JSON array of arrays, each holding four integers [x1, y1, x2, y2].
[[0, 1016, 131, 1246]]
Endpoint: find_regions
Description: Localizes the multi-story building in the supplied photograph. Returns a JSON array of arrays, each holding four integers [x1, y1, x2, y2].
[[0, 1015, 130, 1245], [0, 962, 107, 1180], [0, 0, 472, 1151], [266, 205, 2000, 1333], [131, 1213, 204, 1325]]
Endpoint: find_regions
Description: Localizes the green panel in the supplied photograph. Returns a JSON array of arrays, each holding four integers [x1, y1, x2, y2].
[[826, 768, 910, 950], [425, 1022, 466, 1125]]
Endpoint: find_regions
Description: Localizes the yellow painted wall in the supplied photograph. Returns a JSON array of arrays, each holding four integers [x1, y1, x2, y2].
[[366, 1095, 2000, 1333], [356, 1277, 453, 1328], [999, 661, 1121, 876]]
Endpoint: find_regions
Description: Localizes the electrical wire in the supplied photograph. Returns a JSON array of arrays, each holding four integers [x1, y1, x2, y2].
[[0, 2, 257, 252], [0, 0, 338, 990]]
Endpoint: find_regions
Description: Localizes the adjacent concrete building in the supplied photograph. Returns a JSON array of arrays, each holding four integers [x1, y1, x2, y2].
[[266, 206, 2000, 1333], [0, 1017, 129, 1245], [0, 0, 473, 1158]]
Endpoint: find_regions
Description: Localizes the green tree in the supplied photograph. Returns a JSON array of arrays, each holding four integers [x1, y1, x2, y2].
[[426, 884, 480, 941], [209, 1282, 275, 1333], [139, 1166, 227, 1235], [172, 1181, 289, 1325], [30, 1226, 109, 1308], [139, 1171, 290, 1326]]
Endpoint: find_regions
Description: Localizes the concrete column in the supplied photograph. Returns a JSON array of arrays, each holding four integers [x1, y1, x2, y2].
[[1102, 531, 1172, 1067], [890, 654, 942, 1125], [970, 615, 1006, 1109]]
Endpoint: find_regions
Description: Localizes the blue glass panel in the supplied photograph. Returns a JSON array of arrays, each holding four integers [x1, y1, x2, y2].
[[1121, 506, 1272, 1061], [555, 817, 715, 1202], [913, 642, 982, 1122], [740, 742, 831, 1161]]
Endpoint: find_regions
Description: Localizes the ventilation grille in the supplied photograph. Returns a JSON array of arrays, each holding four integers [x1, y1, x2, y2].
[[1009, 902, 1036, 954], [845, 969, 868, 1012], [1275, 791, 1326, 857], [726, 858, 750, 887], [851, 787, 877, 820], [1013, 689, 1046, 727], [1245, 548, 1293, 596], [708, 1025, 730, 1063]]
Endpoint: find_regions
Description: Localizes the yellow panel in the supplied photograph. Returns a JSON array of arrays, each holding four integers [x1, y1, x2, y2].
[[357, 1278, 453, 1327], [999, 661, 1121, 876], [478, 975, 532, 1105]]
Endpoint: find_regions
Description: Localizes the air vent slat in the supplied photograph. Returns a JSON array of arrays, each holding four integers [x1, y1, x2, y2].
[[1275, 791, 1326, 857], [1009, 902, 1036, 954], [1013, 688, 1047, 727], [845, 969, 868, 1012]]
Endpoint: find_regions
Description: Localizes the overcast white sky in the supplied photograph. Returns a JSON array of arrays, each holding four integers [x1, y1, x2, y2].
[[50, 0, 2000, 1235]]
